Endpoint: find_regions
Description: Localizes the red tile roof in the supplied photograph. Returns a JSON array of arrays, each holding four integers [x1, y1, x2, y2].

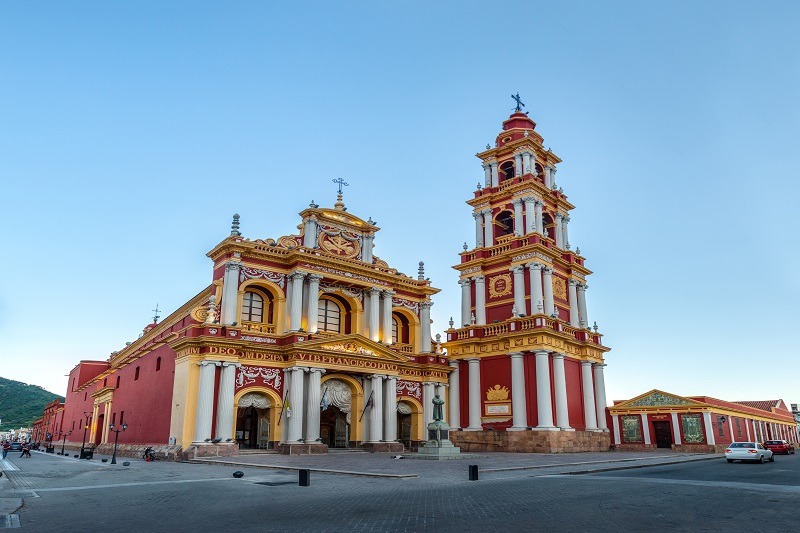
[[733, 400, 780, 412]]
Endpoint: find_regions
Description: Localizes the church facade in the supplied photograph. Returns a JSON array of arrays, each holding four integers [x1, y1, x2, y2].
[[53, 192, 448, 457], [444, 109, 611, 452]]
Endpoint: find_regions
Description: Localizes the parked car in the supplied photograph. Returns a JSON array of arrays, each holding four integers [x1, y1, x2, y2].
[[8, 442, 22, 452], [725, 442, 774, 463], [764, 440, 795, 455]]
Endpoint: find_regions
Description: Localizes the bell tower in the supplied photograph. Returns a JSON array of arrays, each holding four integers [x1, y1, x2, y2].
[[444, 98, 611, 452]]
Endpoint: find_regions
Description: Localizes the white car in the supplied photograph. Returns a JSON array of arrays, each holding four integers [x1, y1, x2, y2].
[[725, 442, 774, 463]]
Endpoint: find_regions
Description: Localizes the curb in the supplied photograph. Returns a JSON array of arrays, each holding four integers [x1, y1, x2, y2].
[[185, 459, 418, 479], [551, 455, 721, 476], [482, 454, 718, 473]]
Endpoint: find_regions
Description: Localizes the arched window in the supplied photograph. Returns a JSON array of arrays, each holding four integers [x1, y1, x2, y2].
[[495, 210, 514, 238], [242, 291, 265, 322], [392, 317, 399, 344], [317, 299, 342, 333], [500, 161, 515, 182]]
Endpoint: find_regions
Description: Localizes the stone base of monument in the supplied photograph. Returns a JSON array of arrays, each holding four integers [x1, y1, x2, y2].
[[416, 420, 461, 458]]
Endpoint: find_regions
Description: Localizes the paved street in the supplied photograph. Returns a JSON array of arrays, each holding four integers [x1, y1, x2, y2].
[[2, 450, 799, 531]]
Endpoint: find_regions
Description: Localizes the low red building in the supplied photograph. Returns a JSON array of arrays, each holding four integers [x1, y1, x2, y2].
[[31, 399, 64, 444], [608, 390, 798, 452]]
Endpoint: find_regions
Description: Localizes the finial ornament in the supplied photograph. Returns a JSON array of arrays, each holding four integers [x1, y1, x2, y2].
[[477, 182, 482, 191], [593, 321, 599, 332], [230, 213, 241, 236], [486, 143, 491, 150], [449, 316, 454, 328], [511, 305, 517, 317], [576, 247, 581, 255], [418, 261, 425, 280], [152, 303, 161, 324], [367, 216, 375, 225], [205, 295, 218, 324], [309, 200, 319, 208], [511, 92, 525, 112], [470, 312, 476, 325], [463, 242, 468, 251]]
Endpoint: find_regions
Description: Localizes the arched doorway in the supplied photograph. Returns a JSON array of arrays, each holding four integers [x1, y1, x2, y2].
[[236, 392, 272, 449], [319, 378, 355, 447], [397, 401, 412, 450]]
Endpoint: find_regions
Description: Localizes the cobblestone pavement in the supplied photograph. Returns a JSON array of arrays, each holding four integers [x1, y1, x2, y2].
[[8, 449, 791, 532]]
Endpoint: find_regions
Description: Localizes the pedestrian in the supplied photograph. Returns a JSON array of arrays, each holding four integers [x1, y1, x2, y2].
[[1, 441, 9, 459], [20, 442, 31, 458]]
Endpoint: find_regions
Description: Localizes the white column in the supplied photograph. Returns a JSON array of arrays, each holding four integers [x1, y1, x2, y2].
[[527, 263, 544, 314], [581, 361, 599, 431], [542, 268, 555, 316], [509, 353, 528, 430], [490, 162, 499, 187], [512, 199, 524, 236], [369, 375, 384, 442], [448, 362, 461, 428], [511, 265, 526, 316], [482, 163, 491, 187], [593, 364, 608, 430], [381, 290, 394, 344], [568, 280, 580, 327], [642, 414, 651, 445], [422, 382, 434, 427], [361, 378, 372, 441], [303, 217, 318, 248], [550, 167, 558, 189], [305, 368, 325, 442], [612, 415, 621, 444], [473, 212, 484, 247], [576, 284, 588, 328], [483, 209, 493, 247], [220, 262, 241, 325], [703, 412, 716, 445], [214, 362, 239, 440], [563, 215, 570, 249], [368, 287, 381, 342], [552, 353, 572, 429], [420, 301, 432, 353], [535, 201, 543, 235], [288, 271, 305, 331], [467, 359, 482, 430], [745, 417, 752, 441], [544, 165, 552, 188], [285, 367, 306, 442], [384, 376, 397, 441], [514, 153, 522, 176], [473, 276, 486, 325], [193, 361, 219, 443], [523, 197, 536, 234], [534, 351, 556, 430], [362, 235, 374, 264], [306, 274, 323, 333], [522, 152, 532, 174], [671, 413, 682, 445], [459, 279, 472, 327], [554, 213, 564, 248]]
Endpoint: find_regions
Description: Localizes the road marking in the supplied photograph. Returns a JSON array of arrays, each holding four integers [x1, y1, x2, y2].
[[31, 477, 246, 493], [0, 460, 19, 471], [0, 514, 21, 528], [543, 474, 800, 494]]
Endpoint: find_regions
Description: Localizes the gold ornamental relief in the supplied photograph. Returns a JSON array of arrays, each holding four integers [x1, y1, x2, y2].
[[488, 274, 513, 298], [553, 277, 567, 300], [191, 306, 209, 322], [486, 384, 510, 401], [320, 233, 361, 259]]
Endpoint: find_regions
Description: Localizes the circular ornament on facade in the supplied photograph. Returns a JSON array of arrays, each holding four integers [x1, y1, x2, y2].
[[191, 306, 209, 322], [488, 274, 513, 299], [397, 401, 412, 415], [553, 277, 567, 300]]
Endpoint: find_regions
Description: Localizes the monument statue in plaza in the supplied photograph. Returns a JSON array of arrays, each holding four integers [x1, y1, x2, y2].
[[418, 391, 461, 457]]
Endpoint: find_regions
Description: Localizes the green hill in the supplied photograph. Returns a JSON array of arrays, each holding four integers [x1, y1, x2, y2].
[[0, 376, 64, 431]]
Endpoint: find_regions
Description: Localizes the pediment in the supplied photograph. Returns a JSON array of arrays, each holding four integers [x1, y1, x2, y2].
[[614, 389, 706, 409], [295, 334, 409, 363]]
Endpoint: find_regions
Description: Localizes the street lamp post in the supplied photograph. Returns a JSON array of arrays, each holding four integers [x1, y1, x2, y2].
[[108, 423, 127, 465], [80, 411, 92, 459], [59, 430, 72, 455]]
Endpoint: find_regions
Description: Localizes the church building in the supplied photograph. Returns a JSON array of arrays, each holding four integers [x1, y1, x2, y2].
[[444, 104, 611, 452], [53, 190, 448, 457]]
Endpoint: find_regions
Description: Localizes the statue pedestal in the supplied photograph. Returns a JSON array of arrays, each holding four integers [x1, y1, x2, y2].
[[418, 420, 461, 457]]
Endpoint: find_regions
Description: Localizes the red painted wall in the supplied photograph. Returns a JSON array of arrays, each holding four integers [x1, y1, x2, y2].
[[107, 343, 176, 445], [564, 358, 584, 430], [62, 362, 107, 445], [524, 353, 537, 427], [458, 360, 469, 429], [480, 355, 511, 429]]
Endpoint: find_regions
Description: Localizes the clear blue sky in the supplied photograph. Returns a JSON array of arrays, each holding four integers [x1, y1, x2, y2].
[[2, 2, 798, 408]]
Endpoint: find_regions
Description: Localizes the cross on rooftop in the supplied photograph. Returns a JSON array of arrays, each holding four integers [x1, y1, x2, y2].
[[511, 92, 525, 112], [152, 304, 161, 324], [332, 178, 349, 195]]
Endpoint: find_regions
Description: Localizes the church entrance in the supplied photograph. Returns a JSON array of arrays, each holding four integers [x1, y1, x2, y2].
[[236, 392, 272, 449], [397, 400, 413, 450], [320, 405, 350, 448], [652, 421, 673, 449], [94, 413, 104, 445]]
